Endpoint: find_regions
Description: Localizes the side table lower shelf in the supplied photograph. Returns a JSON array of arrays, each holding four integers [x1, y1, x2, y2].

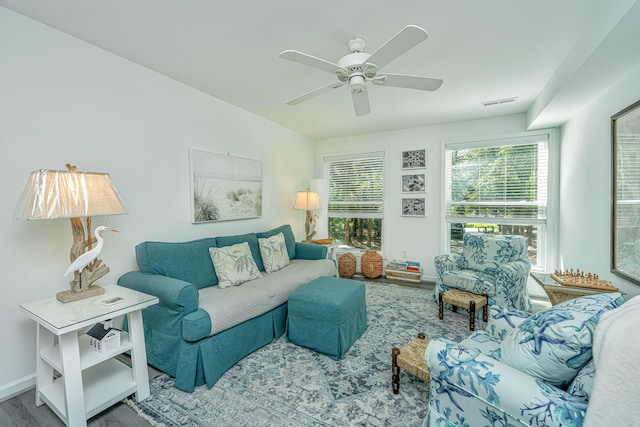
[[385, 267, 423, 283], [40, 358, 137, 421], [40, 333, 133, 372]]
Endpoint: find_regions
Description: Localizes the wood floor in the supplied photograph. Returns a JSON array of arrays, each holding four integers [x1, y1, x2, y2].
[[0, 354, 158, 426], [0, 388, 153, 426]]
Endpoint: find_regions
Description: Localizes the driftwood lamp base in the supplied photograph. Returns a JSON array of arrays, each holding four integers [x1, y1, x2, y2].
[[56, 285, 105, 303]]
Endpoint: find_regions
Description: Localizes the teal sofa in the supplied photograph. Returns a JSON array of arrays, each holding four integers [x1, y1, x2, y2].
[[118, 224, 336, 392]]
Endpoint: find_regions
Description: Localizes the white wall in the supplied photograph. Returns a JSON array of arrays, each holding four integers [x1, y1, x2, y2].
[[559, 63, 640, 298], [315, 114, 532, 280], [0, 9, 315, 399]]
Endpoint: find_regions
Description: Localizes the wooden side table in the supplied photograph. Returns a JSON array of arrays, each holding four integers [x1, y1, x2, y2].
[[19, 285, 158, 427]]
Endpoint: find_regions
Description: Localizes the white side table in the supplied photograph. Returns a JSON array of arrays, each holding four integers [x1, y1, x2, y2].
[[324, 244, 340, 277], [19, 285, 158, 427]]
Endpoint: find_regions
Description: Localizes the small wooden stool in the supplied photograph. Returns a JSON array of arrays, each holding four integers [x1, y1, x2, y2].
[[439, 289, 488, 331], [391, 333, 430, 394]]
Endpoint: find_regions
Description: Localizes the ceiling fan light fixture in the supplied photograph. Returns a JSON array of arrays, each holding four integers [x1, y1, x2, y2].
[[349, 74, 366, 93]]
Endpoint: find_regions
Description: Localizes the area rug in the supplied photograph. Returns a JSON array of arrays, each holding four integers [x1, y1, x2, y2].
[[126, 281, 471, 426]]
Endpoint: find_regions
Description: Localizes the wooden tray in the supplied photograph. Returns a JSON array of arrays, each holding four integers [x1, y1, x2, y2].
[[310, 239, 334, 245], [550, 273, 618, 292]]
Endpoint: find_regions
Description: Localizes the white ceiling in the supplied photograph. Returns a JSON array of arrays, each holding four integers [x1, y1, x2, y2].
[[2, 0, 639, 140]]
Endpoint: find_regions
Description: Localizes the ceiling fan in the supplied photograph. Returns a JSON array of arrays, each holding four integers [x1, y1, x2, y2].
[[278, 25, 443, 117]]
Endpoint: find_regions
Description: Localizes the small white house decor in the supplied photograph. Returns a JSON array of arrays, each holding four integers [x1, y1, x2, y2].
[[87, 323, 121, 354]]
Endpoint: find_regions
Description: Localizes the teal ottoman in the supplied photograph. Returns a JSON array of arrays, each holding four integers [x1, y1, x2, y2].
[[287, 276, 367, 360]]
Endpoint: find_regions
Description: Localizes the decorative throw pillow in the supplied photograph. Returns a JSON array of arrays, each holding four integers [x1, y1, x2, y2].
[[258, 232, 290, 273], [256, 225, 296, 260], [209, 242, 262, 288], [499, 292, 623, 387], [567, 359, 595, 400]]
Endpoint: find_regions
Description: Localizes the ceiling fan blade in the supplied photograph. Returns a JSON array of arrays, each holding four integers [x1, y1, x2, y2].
[[366, 25, 429, 71], [351, 89, 370, 116], [375, 73, 443, 91], [279, 50, 347, 75], [286, 82, 345, 105]]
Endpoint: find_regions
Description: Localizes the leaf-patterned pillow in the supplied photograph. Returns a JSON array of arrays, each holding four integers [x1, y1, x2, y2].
[[258, 232, 290, 273], [209, 242, 262, 288]]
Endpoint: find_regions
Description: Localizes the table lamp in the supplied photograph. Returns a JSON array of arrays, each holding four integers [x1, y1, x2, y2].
[[14, 164, 128, 302], [292, 188, 322, 241]]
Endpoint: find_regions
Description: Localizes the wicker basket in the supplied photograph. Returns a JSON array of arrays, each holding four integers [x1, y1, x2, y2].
[[361, 250, 383, 279], [338, 253, 357, 278], [544, 288, 583, 306]]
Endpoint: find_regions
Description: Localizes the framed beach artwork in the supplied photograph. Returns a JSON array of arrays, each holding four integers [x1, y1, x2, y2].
[[402, 197, 426, 217], [402, 173, 426, 193], [402, 149, 426, 169], [189, 149, 262, 223]]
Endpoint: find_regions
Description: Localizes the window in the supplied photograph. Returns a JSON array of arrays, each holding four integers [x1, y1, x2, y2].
[[324, 152, 384, 250], [444, 135, 549, 269]]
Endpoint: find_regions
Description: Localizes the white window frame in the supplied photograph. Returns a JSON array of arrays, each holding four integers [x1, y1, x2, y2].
[[441, 130, 559, 272], [323, 151, 385, 252]]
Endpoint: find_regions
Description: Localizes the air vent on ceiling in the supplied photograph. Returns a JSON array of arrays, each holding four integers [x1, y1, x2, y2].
[[481, 97, 518, 107]]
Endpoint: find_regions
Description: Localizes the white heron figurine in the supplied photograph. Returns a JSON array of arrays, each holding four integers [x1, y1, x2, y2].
[[64, 226, 118, 277]]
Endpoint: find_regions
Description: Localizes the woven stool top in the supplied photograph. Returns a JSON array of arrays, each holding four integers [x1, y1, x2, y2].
[[397, 338, 430, 382], [442, 288, 487, 307]]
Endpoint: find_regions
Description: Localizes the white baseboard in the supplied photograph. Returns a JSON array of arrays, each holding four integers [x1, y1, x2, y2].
[[0, 373, 35, 403]]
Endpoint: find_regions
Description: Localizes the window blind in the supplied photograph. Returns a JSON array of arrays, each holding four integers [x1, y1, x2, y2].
[[445, 136, 549, 224], [324, 152, 384, 218], [615, 134, 640, 228]]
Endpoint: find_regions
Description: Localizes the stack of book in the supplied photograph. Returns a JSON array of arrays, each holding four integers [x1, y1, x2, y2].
[[385, 260, 423, 283]]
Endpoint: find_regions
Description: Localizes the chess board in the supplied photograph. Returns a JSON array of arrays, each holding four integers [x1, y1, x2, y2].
[[550, 272, 618, 292]]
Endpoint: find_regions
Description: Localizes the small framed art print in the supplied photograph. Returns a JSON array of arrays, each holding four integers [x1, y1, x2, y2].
[[402, 198, 426, 217], [402, 149, 426, 169], [402, 173, 425, 192]]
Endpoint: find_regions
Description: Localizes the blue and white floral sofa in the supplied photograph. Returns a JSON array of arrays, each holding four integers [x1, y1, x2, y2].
[[423, 292, 625, 426], [434, 233, 532, 312], [118, 224, 336, 392]]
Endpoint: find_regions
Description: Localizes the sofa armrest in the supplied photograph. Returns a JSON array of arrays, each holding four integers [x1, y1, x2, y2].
[[294, 242, 327, 260], [496, 259, 532, 279], [182, 309, 212, 342], [495, 259, 533, 311], [426, 338, 588, 427], [434, 253, 463, 282], [118, 271, 199, 314], [486, 305, 531, 340]]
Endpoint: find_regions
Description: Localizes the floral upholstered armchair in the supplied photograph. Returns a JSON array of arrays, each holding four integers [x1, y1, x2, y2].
[[423, 292, 625, 427], [434, 233, 532, 312]]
